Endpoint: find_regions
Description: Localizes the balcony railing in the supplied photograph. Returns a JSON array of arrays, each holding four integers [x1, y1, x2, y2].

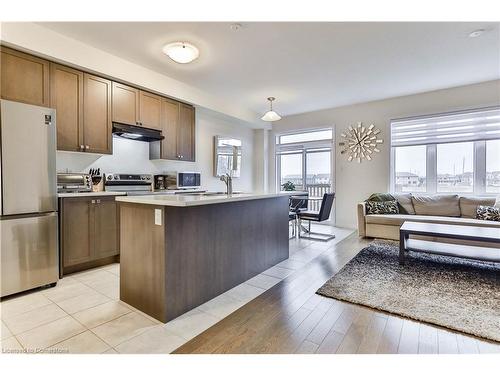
[[281, 183, 332, 211], [306, 184, 331, 211]]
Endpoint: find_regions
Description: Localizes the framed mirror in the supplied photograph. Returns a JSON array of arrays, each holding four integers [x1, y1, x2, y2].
[[214, 136, 242, 177]]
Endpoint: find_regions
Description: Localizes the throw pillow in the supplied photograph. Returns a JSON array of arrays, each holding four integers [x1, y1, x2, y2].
[[365, 200, 400, 215], [476, 206, 500, 222], [366, 193, 409, 214]]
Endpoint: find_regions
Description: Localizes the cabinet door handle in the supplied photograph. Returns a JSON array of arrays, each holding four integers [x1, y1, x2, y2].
[[91, 200, 96, 204], [85, 145, 90, 150], [80, 145, 84, 150], [96, 199, 101, 204]]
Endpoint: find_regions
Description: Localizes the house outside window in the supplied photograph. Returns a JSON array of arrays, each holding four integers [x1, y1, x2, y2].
[[390, 107, 500, 195]]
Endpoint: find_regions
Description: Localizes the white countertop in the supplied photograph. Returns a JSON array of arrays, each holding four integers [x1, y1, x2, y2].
[[115, 192, 290, 207], [58, 191, 127, 198]]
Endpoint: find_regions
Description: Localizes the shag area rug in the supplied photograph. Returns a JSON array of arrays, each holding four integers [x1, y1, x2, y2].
[[317, 240, 500, 342]]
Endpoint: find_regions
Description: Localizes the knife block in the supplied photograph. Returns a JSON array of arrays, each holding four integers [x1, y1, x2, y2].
[[92, 176, 104, 192]]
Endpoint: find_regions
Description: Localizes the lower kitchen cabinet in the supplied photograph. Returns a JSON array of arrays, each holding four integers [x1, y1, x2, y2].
[[93, 197, 119, 259], [59, 196, 119, 275]]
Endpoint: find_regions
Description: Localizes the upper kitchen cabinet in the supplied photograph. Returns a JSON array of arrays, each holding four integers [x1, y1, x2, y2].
[[1, 47, 50, 107], [50, 63, 84, 152], [112, 82, 162, 129], [158, 99, 195, 161], [139, 90, 162, 130], [83, 74, 112, 154], [50, 67, 112, 154], [178, 103, 196, 161], [160, 98, 180, 160], [112, 82, 139, 126]]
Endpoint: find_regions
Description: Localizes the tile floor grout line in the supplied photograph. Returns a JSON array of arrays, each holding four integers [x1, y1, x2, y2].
[[76, 306, 134, 331], [76, 282, 117, 300], [89, 311, 160, 348], [14, 315, 87, 351], [39, 327, 92, 351], [111, 324, 187, 353], [3, 304, 70, 337], [53, 291, 113, 316]]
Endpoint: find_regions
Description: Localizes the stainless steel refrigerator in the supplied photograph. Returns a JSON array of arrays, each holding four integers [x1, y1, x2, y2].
[[1, 100, 58, 297]]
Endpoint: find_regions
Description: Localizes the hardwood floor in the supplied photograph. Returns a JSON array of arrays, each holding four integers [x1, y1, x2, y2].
[[174, 232, 500, 354]]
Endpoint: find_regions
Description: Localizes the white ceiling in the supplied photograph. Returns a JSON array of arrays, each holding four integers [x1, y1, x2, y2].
[[39, 22, 500, 119]]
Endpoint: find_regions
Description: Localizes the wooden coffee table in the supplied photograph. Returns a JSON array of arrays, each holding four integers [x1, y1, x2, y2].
[[399, 221, 500, 265]]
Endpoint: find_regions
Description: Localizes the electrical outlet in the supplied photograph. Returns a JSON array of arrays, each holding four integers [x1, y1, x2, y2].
[[154, 209, 162, 226]]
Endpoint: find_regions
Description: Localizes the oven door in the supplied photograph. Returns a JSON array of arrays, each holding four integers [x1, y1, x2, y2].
[[177, 173, 201, 188]]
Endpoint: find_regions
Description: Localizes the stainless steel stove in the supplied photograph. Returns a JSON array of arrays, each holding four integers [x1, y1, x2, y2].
[[104, 173, 155, 195], [104, 173, 202, 196]]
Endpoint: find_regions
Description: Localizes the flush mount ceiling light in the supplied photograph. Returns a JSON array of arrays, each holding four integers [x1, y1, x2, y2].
[[162, 42, 199, 64], [261, 97, 282, 122], [230, 23, 242, 31], [468, 29, 485, 38]]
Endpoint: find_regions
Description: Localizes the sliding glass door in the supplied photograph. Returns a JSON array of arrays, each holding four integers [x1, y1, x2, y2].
[[305, 149, 332, 210], [276, 129, 334, 213], [279, 152, 304, 190]]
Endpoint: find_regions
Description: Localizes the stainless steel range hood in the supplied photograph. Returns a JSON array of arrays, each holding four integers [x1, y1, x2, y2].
[[112, 122, 164, 142]]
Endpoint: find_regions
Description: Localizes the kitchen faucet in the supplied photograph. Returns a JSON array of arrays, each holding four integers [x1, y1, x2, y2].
[[220, 173, 233, 195]]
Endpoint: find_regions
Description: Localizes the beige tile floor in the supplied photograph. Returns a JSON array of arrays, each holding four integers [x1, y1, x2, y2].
[[0, 225, 354, 354]]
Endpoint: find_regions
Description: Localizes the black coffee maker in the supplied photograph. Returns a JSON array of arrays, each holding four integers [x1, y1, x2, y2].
[[154, 175, 166, 190]]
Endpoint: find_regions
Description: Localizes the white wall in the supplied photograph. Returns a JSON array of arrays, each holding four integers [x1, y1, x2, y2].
[[57, 108, 254, 192], [269, 80, 500, 229]]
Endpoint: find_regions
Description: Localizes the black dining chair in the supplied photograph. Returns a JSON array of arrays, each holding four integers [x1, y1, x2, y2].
[[288, 192, 309, 239], [297, 193, 336, 241]]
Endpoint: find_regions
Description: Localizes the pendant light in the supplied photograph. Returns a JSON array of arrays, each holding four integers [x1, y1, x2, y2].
[[261, 97, 282, 122]]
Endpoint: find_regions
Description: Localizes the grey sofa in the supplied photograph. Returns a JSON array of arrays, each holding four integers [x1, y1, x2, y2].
[[357, 194, 500, 247]]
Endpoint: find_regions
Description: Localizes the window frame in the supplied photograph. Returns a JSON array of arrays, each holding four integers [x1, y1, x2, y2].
[[275, 128, 334, 192], [485, 139, 500, 194], [390, 122, 498, 196]]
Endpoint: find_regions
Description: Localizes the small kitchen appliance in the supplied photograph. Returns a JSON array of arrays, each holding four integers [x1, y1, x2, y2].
[[57, 173, 93, 193], [165, 172, 201, 190]]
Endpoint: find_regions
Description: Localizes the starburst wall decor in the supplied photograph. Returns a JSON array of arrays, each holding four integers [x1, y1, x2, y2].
[[339, 122, 383, 163]]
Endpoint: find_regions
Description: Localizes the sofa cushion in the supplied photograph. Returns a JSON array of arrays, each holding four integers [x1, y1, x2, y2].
[[411, 194, 460, 217], [394, 193, 415, 215], [366, 193, 412, 214], [365, 213, 500, 229], [365, 200, 399, 215], [460, 196, 496, 218], [476, 206, 500, 221]]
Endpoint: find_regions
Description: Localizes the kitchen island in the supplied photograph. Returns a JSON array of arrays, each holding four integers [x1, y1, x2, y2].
[[116, 193, 289, 323]]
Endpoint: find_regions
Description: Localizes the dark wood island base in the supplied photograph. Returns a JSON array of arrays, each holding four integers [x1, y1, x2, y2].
[[118, 195, 289, 323]]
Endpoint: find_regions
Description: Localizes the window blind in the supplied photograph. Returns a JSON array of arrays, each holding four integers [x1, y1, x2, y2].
[[391, 107, 500, 147]]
